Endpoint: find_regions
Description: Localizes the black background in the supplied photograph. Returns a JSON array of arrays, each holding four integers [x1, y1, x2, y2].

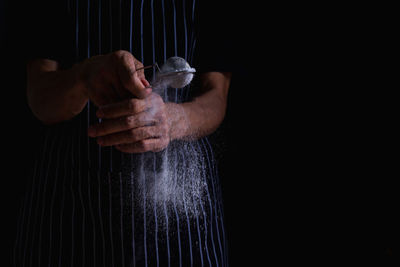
[[2, 1, 398, 266]]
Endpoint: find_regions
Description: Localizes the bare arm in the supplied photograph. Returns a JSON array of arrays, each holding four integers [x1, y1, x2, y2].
[[166, 72, 231, 141], [27, 51, 150, 125], [27, 59, 87, 124]]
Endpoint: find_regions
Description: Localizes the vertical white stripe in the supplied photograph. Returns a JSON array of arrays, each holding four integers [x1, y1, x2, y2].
[[129, 0, 134, 181], [77, 109, 86, 266], [141, 155, 148, 267], [129, 0, 133, 52], [14, 198, 24, 266], [109, 0, 113, 50], [17, 160, 39, 265], [161, 152, 171, 267], [22, 158, 39, 267], [172, 0, 177, 56], [198, 140, 220, 266], [171, 149, 182, 267], [88, 170, 97, 267], [29, 132, 49, 267], [182, 0, 188, 60], [186, 32, 196, 101], [188, 0, 196, 65], [131, 171, 136, 267], [139, 2, 148, 266], [58, 135, 72, 267], [119, 0, 122, 48], [95, 4, 105, 264], [97, 171, 107, 267], [150, 1, 160, 265], [187, 144, 204, 267], [160, 3, 171, 261], [47, 129, 64, 267], [73, 0, 82, 262], [87, 0, 91, 168], [153, 155, 160, 267], [70, 131, 77, 267], [109, 0, 114, 171], [78, 171, 86, 266], [183, 0, 192, 102], [161, 0, 166, 62], [163, 201, 171, 267], [37, 134, 57, 267], [98, 0, 102, 53], [190, 142, 212, 266], [161, 0, 168, 101], [151, 0, 155, 64], [98, 0, 102, 171], [195, 210, 204, 267], [75, 0, 79, 61], [171, 0, 178, 102], [189, 38, 196, 67], [181, 150, 193, 266], [87, 0, 90, 57], [200, 187, 213, 266], [205, 137, 227, 265], [108, 172, 115, 267], [140, 0, 145, 62], [189, 141, 214, 266], [119, 172, 126, 267]]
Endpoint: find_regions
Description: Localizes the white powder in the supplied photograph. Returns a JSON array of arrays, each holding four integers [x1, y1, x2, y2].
[[128, 57, 207, 227], [135, 141, 208, 224]]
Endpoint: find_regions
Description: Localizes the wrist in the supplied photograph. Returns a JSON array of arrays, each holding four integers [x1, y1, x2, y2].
[[72, 60, 89, 99], [165, 102, 191, 141]]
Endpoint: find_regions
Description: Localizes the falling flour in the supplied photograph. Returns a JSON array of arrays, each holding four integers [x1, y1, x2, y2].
[[125, 57, 209, 229], [133, 141, 208, 226]]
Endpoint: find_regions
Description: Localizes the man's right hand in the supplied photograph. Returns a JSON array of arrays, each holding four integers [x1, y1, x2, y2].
[[78, 50, 152, 107]]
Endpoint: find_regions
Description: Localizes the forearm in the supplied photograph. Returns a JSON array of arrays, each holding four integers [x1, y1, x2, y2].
[[27, 59, 88, 124], [166, 72, 231, 141]]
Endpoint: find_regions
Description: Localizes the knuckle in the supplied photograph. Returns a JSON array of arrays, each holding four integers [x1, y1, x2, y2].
[[113, 50, 126, 58], [135, 61, 144, 70], [111, 51, 122, 61]]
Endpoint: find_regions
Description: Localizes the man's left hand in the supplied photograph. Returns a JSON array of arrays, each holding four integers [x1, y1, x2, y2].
[[88, 93, 171, 153]]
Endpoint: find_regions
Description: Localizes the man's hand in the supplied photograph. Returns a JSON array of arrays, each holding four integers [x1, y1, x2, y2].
[[27, 50, 151, 124], [87, 93, 171, 153], [79, 50, 151, 106]]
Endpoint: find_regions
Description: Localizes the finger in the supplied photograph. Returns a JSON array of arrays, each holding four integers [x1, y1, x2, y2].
[[89, 111, 159, 137], [88, 117, 131, 137], [96, 98, 148, 119], [141, 77, 150, 88], [115, 51, 152, 99], [96, 126, 161, 146], [115, 138, 167, 153]]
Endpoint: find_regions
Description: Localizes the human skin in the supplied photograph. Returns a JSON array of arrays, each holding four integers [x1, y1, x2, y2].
[[27, 50, 231, 153]]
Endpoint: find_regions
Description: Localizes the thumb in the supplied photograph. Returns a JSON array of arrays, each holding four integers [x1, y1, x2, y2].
[[116, 51, 152, 99]]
